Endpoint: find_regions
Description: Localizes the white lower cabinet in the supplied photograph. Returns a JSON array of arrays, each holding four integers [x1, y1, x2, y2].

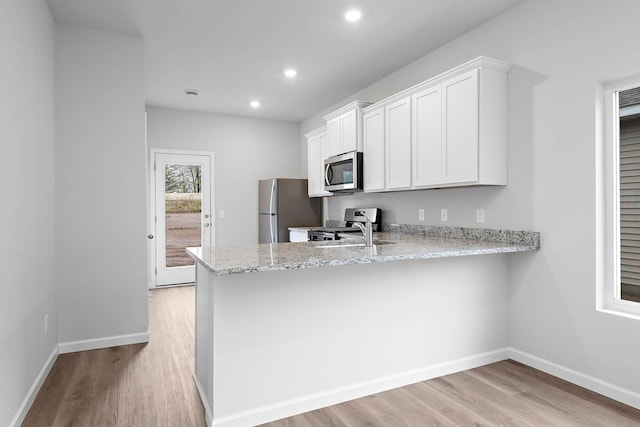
[[289, 228, 309, 242], [305, 127, 332, 197], [362, 56, 510, 193]]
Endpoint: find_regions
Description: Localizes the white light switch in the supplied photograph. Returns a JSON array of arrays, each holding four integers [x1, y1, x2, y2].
[[219, 209, 225, 218], [476, 208, 485, 223], [441, 209, 448, 222], [418, 209, 425, 221]]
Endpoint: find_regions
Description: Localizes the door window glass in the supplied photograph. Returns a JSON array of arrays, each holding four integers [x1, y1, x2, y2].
[[164, 164, 202, 267]]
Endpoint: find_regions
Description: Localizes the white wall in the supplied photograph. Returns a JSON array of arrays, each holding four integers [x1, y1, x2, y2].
[[0, 1, 56, 425], [146, 107, 301, 246], [55, 24, 148, 345], [302, 0, 640, 401]]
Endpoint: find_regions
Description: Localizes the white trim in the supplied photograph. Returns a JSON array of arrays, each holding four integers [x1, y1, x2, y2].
[[322, 100, 371, 121], [193, 374, 213, 427], [9, 345, 59, 427], [597, 77, 640, 318], [206, 348, 509, 427], [148, 147, 216, 288], [509, 348, 640, 410], [58, 331, 149, 354], [304, 125, 327, 139], [362, 55, 512, 114]]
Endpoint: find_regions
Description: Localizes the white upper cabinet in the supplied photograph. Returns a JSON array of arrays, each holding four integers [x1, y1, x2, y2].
[[385, 97, 412, 190], [323, 101, 371, 157], [441, 69, 479, 184], [412, 69, 479, 187], [362, 56, 511, 192], [412, 84, 443, 187], [363, 107, 385, 192], [305, 127, 332, 197], [364, 98, 412, 192], [326, 117, 341, 158]]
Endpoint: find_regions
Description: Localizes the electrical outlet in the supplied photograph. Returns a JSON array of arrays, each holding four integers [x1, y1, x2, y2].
[[476, 208, 485, 223], [441, 209, 448, 222], [219, 209, 225, 218], [44, 314, 49, 335], [418, 209, 425, 221]]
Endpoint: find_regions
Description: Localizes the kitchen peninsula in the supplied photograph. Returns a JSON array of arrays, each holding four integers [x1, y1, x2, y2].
[[188, 225, 540, 427]]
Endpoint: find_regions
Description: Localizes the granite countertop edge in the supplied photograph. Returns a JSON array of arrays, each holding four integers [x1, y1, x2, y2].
[[187, 225, 540, 276]]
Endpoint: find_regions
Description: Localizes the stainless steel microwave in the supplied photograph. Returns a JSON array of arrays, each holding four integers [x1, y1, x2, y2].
[[324, 151, 363, 192]]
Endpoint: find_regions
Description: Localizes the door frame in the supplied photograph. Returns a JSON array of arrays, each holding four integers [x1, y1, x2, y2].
[[148, 148, 215, 288]]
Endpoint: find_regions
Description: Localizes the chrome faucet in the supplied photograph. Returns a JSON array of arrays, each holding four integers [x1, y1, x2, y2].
[[351, 215, 373, 247]]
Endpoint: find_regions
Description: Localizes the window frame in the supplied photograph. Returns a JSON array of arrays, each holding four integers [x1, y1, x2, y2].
[[598, 77, 640, 319]]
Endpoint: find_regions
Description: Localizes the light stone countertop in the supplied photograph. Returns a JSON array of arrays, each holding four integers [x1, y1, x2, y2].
[[187, 226, 540, 276]]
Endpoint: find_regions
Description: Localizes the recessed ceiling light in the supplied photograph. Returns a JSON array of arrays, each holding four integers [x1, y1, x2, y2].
[[284, 68, 297, 78], [344, 9, 362, 22], [250, 100, 261, 108], [184, 89, 199, 96]]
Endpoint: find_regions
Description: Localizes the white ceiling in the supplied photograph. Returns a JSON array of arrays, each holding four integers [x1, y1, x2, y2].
[[45, 0, 523, 122]]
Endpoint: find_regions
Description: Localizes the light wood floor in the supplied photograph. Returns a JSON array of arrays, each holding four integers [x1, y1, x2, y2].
[[22, 286, 206, 427], [24, 286, 640, 426], [260, 360, 640, 427]]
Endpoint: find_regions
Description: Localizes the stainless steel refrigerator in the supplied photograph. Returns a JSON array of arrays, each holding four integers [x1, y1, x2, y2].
[[259, 178, 322, 243]]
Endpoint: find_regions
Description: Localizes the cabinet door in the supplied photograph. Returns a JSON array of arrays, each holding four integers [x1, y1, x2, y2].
[[307, 132, 331, 197], [341, 109, 357, 153], [326, 117, 341, 157], [385, 97, 412, 190], [412, 85, 443, 187], [363, 108, 385, 192], [443, 69, 479, 184]]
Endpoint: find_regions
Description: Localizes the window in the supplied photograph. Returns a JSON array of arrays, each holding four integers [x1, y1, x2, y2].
[[599, 78, 640, 318], [618, 88, 640, 303]]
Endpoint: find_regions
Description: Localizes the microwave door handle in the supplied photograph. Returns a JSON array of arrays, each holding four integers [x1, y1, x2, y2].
[[325, 164, 332, 186]]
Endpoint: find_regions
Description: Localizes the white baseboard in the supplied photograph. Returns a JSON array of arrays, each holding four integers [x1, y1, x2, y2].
[[208, 348, 510, 427], [509, 348, 640, 410], [59, 331, 149, 354], [193, 374, 213, 427], [9, 344, 60, 427]]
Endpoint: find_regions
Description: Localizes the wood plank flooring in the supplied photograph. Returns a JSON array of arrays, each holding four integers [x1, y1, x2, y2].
[[23, 285, 640, 426], [22, 286, 206, 427], [261, 361, 640, 427]]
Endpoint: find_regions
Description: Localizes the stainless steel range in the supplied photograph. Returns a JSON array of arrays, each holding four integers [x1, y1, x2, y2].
[[309, 208, 381, 241]]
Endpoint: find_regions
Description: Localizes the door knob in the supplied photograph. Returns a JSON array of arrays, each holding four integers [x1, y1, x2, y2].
[[148, 234, 154, 239]]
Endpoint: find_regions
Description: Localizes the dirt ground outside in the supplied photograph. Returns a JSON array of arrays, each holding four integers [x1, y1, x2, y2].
[[165, 212, 201, 267]]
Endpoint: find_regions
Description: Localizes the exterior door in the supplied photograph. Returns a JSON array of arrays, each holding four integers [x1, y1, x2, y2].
[[151, 150, 213, 286]]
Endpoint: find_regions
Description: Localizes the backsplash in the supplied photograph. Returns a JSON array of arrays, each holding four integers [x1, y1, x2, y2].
[[328, 219, 539, 249]]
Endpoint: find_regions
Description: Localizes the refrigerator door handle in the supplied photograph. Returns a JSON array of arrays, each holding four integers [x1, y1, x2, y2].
[[270, 214, 277, 243], [270, 179, 277, 243], [270, 179, 276, 215]]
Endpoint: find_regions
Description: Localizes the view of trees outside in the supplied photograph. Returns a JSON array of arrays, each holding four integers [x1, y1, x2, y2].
[[165, 164, 201, 193], [165, 164, 202, 267]]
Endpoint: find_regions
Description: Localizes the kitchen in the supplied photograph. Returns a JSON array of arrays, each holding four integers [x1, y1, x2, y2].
[[4, 0, 640, 426]]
